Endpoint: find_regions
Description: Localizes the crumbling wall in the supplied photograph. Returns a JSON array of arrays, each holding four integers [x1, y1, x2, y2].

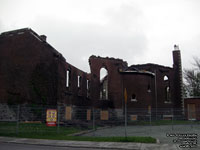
[[89, 55, 127, 109], [0, 29, 65, 105]]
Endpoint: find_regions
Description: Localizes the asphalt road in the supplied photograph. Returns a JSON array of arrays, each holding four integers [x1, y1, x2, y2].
[[84, 124, 200, 145], [0, 142, 111, 150]]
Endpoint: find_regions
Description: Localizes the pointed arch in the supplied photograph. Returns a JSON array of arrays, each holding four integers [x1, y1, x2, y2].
[[100, 67, 108, 100], [165, 86, 171, 103], [164, 75, 169, 81]]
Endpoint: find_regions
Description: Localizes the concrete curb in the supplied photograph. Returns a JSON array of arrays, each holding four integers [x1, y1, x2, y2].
[[69, 126, 111, 136], [0, 137, 141, 150], [0, 136, 182, 150], [68, 129, 94, 136]]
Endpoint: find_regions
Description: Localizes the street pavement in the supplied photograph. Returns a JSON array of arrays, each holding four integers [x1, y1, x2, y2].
[[84, 125, 200, 148], [0, 142, 111, 150], [0, 124, 199, 150]]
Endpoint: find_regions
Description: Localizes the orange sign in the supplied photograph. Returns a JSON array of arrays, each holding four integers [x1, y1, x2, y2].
[[46, 109, 57, 126]]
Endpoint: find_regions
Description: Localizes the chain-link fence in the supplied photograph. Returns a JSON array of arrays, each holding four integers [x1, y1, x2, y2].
[[0, 104, 200, 136]]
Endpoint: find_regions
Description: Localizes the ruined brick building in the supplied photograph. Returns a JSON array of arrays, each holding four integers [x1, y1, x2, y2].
[[0, 28, 91, 107], [89, 48, 183, 117], [0, 28, 183, 119]]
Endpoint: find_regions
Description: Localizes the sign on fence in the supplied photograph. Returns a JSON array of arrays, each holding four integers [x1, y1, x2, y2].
[[46, 109, 57, 126]]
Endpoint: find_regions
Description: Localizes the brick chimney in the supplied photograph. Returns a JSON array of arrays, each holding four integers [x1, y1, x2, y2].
[[173, 45, 184, 112], [40, 35, 47, 42]]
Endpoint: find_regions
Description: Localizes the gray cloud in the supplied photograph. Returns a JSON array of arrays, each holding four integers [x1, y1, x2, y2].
[[0, 21, 2, 32], [32, 8, 147, 72], [106, 3, 143, 30], [181, 34, 200, 69], [1, 0, 199, 72]]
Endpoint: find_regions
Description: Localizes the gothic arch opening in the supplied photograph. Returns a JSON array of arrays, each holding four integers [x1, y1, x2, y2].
[[131, 93, 137, 102], [164, 75, 169, 81], [100, 67, 108, 100], [165, 86, 171, 103]]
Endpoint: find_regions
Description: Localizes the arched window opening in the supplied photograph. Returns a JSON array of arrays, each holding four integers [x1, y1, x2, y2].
[[164, 75, 169, 81], [87, 80, 90, 90], [66, 70, 70, 87], [165, 86, 171, 103], [147, 84, 151, 93], [87, 80, 90, 97], [100, 68, 108, 80], [78, 75, 82, 88], [100, 68, 108, 100], [131, 94, 137, 102]]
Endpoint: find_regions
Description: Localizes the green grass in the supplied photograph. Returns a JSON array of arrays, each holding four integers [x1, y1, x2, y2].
[[0, 132, 156, 143], [0, 122, 82, 135], [0, 122, 156, 143], [64, 136, 156, 143], [0, 133, 156, 143]]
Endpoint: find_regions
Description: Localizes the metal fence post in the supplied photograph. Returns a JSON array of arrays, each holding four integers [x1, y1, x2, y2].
[[149, 109, 152, 126], [149, 108, 152, 134], [16, 104, 20, 134], [92, 107, 96, 131], [189, 109, 193, 129], [57, 105, 60, 134], [124, 103, 127, 138], [171, 108, 174, 131]]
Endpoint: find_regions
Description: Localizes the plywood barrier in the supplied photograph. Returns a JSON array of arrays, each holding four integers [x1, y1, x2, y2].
[[100, 110, 109, 120], [130, 115, 137, 121], [65, 106, 72, 120], [148, 105, 151, 114], [87, 109, 91, 121]]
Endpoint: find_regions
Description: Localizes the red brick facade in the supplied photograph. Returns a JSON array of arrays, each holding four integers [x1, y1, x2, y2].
[[0, 28, 183, 115], [0, 28, 91, 106], [89, 52, 183, 114]]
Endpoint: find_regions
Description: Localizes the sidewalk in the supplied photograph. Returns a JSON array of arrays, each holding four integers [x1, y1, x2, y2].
[[0, 136, 182, 150]]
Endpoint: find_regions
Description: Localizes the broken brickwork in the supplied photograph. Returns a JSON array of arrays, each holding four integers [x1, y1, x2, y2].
[[89, 50, 183, 115], [0, 28, 90, 107], [0, 28, 183, 118]]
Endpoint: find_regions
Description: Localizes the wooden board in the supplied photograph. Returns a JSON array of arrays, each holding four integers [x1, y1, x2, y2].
[[65, 106, 72, 120], [100, 110, 109, 120], [87, 109, 91, 121], [130, 115, 137, 121]]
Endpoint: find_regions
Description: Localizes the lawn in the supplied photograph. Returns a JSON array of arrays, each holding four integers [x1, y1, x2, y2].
[[0, 122, 81, 135], [0, 122, 156, 143]]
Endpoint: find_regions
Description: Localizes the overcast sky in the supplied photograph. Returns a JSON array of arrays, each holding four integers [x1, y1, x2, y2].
[[0, 0, 200, 72]]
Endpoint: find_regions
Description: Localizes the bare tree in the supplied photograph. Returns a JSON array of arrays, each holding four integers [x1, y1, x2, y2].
[[184, 57, 200, 97]]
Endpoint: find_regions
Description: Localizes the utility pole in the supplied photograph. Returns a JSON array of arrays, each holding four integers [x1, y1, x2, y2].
[[124, 88, 128, 138], [154, 70, 158, 120]]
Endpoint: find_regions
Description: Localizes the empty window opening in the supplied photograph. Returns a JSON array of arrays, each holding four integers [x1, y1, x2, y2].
[[147, 84, 151, 93], [164, 75, 169, 81], [66, 70, 70, 87], [131, 94, 137, 102], [100, 68, 108, 100], [78, 75, 82, 88], [165, 86, 171, 103], [100, 68, 108, 80], [87, 80, 90, 97], [87, 80, 90, 90]]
